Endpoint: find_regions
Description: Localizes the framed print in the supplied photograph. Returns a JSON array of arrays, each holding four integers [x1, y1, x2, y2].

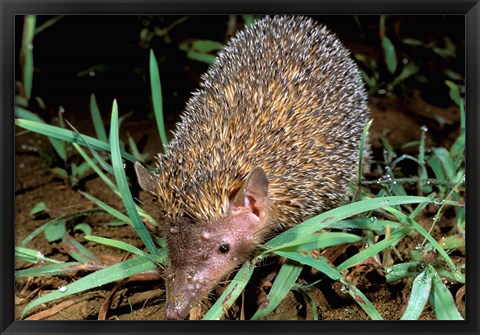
[[1, 1, 478, 334]]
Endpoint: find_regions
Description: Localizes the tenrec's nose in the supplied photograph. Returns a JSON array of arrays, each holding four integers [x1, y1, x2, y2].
[[165, 302, 187, 320]]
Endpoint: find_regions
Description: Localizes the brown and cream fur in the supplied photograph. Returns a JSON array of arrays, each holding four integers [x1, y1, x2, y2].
[[135, 15, 370, 319]]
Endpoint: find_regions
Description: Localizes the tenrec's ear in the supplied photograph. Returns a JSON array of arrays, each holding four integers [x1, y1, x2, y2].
[[232, 166, 269, 219], [134, 162, 160, 194]]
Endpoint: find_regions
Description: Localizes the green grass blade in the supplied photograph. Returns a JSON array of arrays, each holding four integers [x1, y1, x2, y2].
[[427, 155, 447, 183], [436, 268, 465, 284], [268, 232, 362, 253], [35, 15, 64, 35], [382, 36, 397, 74], [251, 261, 303, 320], [400, 268, 433, 320], [336, 228, 411, 271], [73, 142, 118, 190], [383, 207, 456, 270], [379, 136, 396, 164], [63, 118, 114, 174], [430, 268, 463, 320], [267, 196, 431, 250], [20, 256, 158, 318], [450, 128, 465, 169], [43, 218, 66, 241], [15, 108, 67, 160], [18, 209, 104, 247], [186, 50, 217, 64], [21, 15, 36, 99], [109, 100, 161, 257], [15, 106, 43, 123], [85, 235, 166, 265], [29, 201, 48, 216], [274, 251, 341, 281], [37, 217, 101, 265], [128, 133, 149, 162], [191, 40, 224, 53], [16, 95, 29, 108], [203, 261, 255, 320], [149, 49, 169, 153], [90, 93, 108, 142], [74, 223, 92, 235], [73, 143, 158, 227], [79, 190, 131, 224], [438, 234, 464, 251], [391, 63, 419, 87], [15, 246, 63, 264], [16, 262, 86, 278], [330, 218, 402, 234], [458, 97, 465, 135], [297, 289, 319, 320], [385, 261, 424, 282], [344, 280, 383, 320], [62, 233, 102, 265], [418, 125, 427, 188], [242, 15, 255, 27], [389, 172, 408, 196], [356, 119, 373, 196], [72, 161, 92, 178], [432, 147, 455, 182], [16, 118, 137, 163], [445, 80, 462, 107]]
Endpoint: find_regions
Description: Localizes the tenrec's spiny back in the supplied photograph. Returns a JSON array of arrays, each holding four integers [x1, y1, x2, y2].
[[151, 16, 368, 228]]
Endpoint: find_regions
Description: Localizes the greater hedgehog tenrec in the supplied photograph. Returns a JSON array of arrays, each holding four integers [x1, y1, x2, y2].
[[135, 15, 370, 320]]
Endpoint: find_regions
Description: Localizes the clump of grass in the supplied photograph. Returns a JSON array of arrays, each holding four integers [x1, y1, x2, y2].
[[355, 15, 420, 96], [354, 15, 462, 97], [16, 99, 167, 318], [15, 15, 169, 316]]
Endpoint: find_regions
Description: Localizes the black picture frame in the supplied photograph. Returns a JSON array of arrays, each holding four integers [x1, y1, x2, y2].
[[1, 1, 479, 334]]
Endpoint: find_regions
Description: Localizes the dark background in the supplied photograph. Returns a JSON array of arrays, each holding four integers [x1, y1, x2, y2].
[[14, 15, 465, 125]]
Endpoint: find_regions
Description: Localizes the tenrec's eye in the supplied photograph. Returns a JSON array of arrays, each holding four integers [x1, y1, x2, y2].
[[219, 243, 230, 253]]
